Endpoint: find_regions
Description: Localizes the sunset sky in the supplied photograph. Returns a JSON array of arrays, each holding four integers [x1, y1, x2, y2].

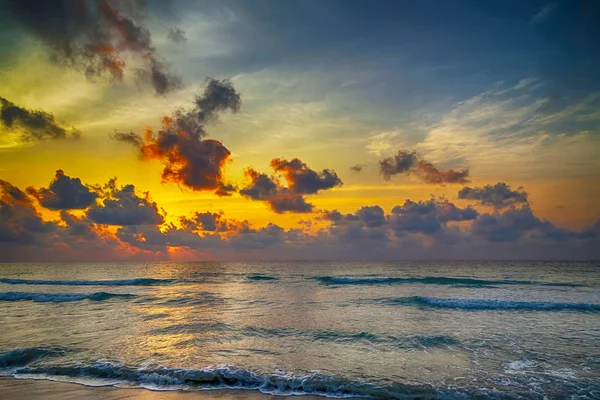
[[1, 0, 599, 260]]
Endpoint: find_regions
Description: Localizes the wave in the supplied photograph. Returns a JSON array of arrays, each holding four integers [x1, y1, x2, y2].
[[0, 278, 172, 286], [0, 291, 135, 303], [377, 296, 600, 312], [315, 276, 584, 287], [0, 347, 66, 368], [246, 274, 278, 281], [3, 360, 438, 398], [310, 331, 458, 348], [151, 322, 458, 350]]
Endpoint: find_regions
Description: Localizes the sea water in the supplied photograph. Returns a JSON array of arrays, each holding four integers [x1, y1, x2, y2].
[[0, 261, 599, 398]]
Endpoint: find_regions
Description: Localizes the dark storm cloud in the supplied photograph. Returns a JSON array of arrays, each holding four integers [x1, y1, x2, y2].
[[5, 0, 181, 95], [240, 158, 342, 214], [26, 170, 98, 210], [458, 182, 529, 208], [379, 150, 470, 185], [0, 97, 81, 141], [87, 182, 164, 226], [350, 164, 367, 172], [112, 78, 240, 194]]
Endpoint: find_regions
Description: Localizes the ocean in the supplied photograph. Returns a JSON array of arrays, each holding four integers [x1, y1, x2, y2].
[[0, 261, 599, 399]]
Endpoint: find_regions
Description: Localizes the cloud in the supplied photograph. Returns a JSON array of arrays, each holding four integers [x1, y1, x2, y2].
[[320, 209, 346, 223], [415, 160, 470, 185], [0, 180, 55, 243], [414, 80, 600, 179], [471, 206, 549, 242], [1, 174, 598, 261], [214, 183, 237, 197], [57, 210, 123, 253], [112, 78, 240, 194], [350, 164, 367, 172], [389, 198, 478, 235], [531, 2, 557, 24], [228, 223, 286, 249], [167, 27, 187, 43], [379, 149, 470, 184], [239, 167, 313, 213], [270, 158, 342, 194], [86, 181, 164, 226], [180, 211, 231, 232], [26, 170, 98, 210], [110, 131, 144, 147], [366, 130, 407, 157], [458, 182, 529, 208], [355, 205, 386, 227], [6, 0, 181, 95], [0, 97, 81, 141], [240, 158, 342, 213], [380, 150, 419, 179], [116, 224, 223, 253]]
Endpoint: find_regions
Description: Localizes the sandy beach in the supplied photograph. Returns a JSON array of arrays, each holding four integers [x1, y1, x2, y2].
[[0, 378, 324, 400]]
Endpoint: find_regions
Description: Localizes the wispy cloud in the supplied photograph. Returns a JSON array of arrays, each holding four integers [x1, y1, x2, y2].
[[531, 2, 557, 24], [408, 79, 600, 179]]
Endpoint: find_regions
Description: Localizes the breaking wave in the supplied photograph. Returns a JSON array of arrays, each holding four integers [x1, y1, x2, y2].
[[1, 358, 438, 398], [0, 291, 135, 303]]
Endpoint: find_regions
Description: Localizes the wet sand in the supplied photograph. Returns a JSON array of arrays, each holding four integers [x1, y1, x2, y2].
[[0, 378, 325, 400]]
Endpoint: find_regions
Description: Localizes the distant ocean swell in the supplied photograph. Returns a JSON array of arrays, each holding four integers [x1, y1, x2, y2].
[[315, 276, 584, 287], [0, 292, 135, 303], [2, 275, 584, 287], [3, 290, 598, 312], [372, 296, 600, 312], [0, 276, 279, 286], [0, 278, 173, 286], [246, 274, 278, 281]]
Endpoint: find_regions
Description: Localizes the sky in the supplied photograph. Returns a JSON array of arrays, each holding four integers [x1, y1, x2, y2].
[[0, 0, 599, 261]]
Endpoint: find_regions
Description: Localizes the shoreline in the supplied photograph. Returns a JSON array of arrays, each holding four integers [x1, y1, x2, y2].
[[0, 377, 327, 400]]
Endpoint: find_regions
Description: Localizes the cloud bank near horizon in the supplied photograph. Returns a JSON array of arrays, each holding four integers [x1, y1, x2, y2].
[[1, 171, 598, 261]]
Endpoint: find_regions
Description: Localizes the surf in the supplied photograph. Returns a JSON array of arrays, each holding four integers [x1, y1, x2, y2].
[[0, 291, 135, 303]]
